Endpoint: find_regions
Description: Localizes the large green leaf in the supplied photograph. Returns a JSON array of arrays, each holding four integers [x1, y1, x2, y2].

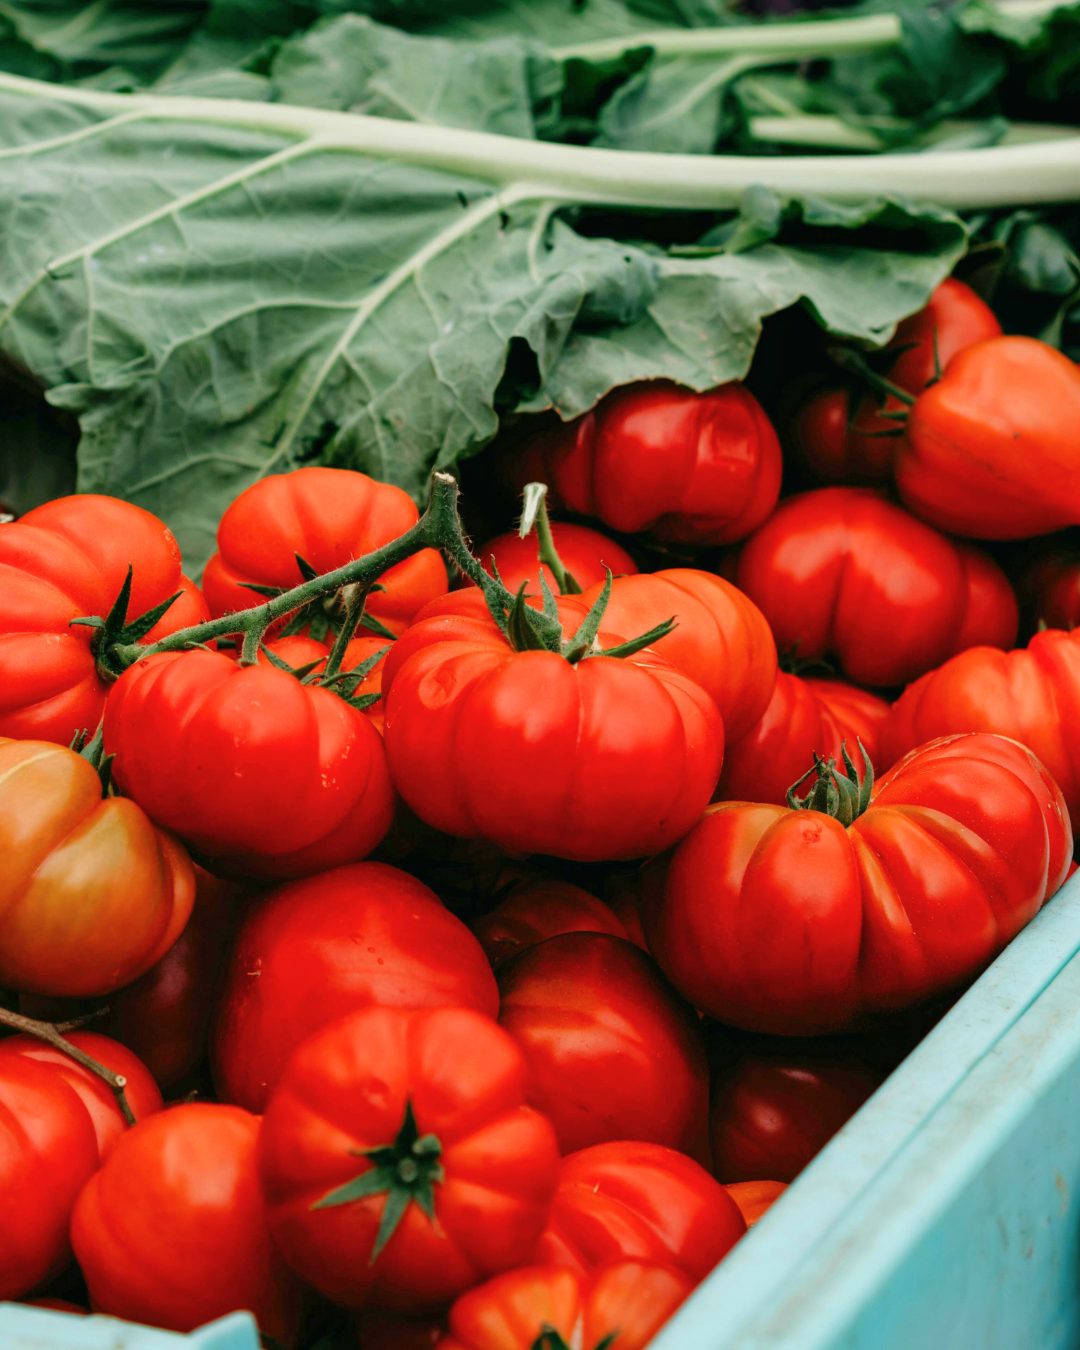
[[0, 1, 206, 82], [0, 76, 965, 570]]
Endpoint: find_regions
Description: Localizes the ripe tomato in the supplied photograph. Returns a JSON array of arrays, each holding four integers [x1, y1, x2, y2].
[[212, 862, 498, 1113], [201, 467, 447, 638], [497, 932, 710, 1161], [228, 633, 391, 734], [503, 382, 782, 546], [534, 1141, 745, 1282], [575, 570, 777, 744], [0, 1032, 161, 1160], [718, 673, 891, 806], [897, 336, 1080, 538], [736, 488, 1018, 686], [1021, 554, 1080, 632], [103, 647, 395, 879], [71, 1102, 301, 1340], [881, 627, 1080, 830], [724, 1181, 787, 1228], [0, 495, 208, 746], [791, 279, 1001, 484], [473, 522, 638, 596], [646, 733, 1071, 1034], [382, 605, 723, 862], [258, 1005, 561, 1311], [472, 880, 629, 968], [0, 737, 194, 997], [438, 1261, 692, 1350], [708, 1034, 880, 1182], [0, 1056, 99, 1300]]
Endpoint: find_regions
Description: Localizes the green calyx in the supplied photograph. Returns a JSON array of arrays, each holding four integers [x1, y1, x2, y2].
[[69, 723, 115, 798], [530, 1330, 618, 1350], [787, 739, 874, 826], [311, 1100, 444, 1264], [72, 564, 186, 684]]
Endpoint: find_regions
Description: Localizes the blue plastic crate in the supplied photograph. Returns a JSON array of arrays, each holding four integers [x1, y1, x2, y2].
[[6, 873, 1080, 1350]]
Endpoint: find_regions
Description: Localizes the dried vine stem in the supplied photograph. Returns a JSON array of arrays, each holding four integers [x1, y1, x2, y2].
[[0, 1005, 136, 1126]]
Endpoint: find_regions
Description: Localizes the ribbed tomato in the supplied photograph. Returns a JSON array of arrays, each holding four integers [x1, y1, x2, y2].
[[258, 1006, 560, 1312], [0, 495, 208, 746], [646, 733, 1071, 1034], [474, 522, 638, 596], [503, 382, 782, 546], [472, 880, 629, 969], [736, 488, 1018, 686]]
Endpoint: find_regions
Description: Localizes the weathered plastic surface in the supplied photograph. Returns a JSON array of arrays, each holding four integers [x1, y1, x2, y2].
[[0, 1308, 258, 1348], [654, 870, 1080, 1350], [6, 876, 1080, 1350]]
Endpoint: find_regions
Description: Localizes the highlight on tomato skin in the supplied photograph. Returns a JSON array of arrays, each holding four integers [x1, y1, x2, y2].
[[470, 521, 639, 597]]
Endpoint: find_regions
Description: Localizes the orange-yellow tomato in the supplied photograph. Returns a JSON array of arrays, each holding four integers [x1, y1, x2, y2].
[[0, 739, 194, 996]]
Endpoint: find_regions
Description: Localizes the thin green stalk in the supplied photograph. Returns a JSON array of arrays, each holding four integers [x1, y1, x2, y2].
[[519, 483, 581, 595]]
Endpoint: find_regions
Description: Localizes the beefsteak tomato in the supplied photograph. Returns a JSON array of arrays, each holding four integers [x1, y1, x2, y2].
[[472, 880, 629, 969], [0, 495, 208, 747], [103, 647, 395, 879], [0, 737, 194, 997], [502, 382, 782, 546], [258, 1005, 560, 1311], [736, 488, 1018, 686], [474, 522, 638, 596], [71, 1102, 301, 1340], [497, 932, 710, 1161], [437, 1261, 692, 1350], [646, 733, 1071, 1034], [533, 1141, 745, 1282], [212, 862, 498, 1113], [201, 467, 447, 638]]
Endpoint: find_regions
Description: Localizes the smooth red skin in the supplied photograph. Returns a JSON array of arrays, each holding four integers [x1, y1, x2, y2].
[[472, 880, 629, 968], [473, 523, 638, 596], [202, 467, 446, 637], [736, 488, 1018, 687], [103, 647, 395, 879], [881, 628, 1080, 832], [71, 1102, 301, 1340], [0, 1032, 161, 1161], [647, 733, 1072, 1035], [793, 279, 1001, 484], [497, 933, 710, 1162], [898, 336, 1080, 538], [0, 1057, 99, 1300], [212, 862, 498, 1113], [507, 382, 782, 546], [724, 1180, 787, 1228], [576, 570, 777, 744], [438, 1260, 693, 1350], [533, 1141, 746, 1284], [259, 1006, 561, 1312], [0, 495, 208, 746], [718, 672, 891, 806], [1022, 556, 1080, 632], [382, 612, 724, 863], [709, 1043, 879, 1183]]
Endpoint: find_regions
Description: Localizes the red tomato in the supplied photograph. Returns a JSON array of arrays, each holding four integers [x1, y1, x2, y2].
[[575, 570, 777, 744], [1021, 554, 1080, 632], [472, 880, 629, 969], [646, 733, 1072, 1034], [534, 1141, 745, 1282], [718, 673, 891, 806], [103, 647, 395, 879], [897, 337, 1080, 538], [503, 382, 782, 546], [881, 628, 1080, 830], [437, 1261, 692, 1350], [497, 933, 710, 1161], [724, 1180, 787, 1228], [382, 605, 723, 862], [791, 279, 1001, 484], [0, 737, 195, 998], [0, 1032, 161, 1161], [603, 875, 650, 952], [259, 1005, 560, 1311], [736, 488, 1018, 686], [228, 633, 391, 734], [473, 522, 638, 596], [201, 467, 447, 637], [0, 1056, 99, 1300], [709, 1035, 880, 1182], [212, 862, 498, 1113], [0, 495, 208, 746], [71, 1102, 300, 1339]]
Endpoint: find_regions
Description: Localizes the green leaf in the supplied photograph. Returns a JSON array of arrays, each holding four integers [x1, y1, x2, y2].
[[593, 52, 755, 152]]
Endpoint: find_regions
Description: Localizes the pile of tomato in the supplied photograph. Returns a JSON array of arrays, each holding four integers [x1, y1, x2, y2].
[[2, 278, 1080, 1350]]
